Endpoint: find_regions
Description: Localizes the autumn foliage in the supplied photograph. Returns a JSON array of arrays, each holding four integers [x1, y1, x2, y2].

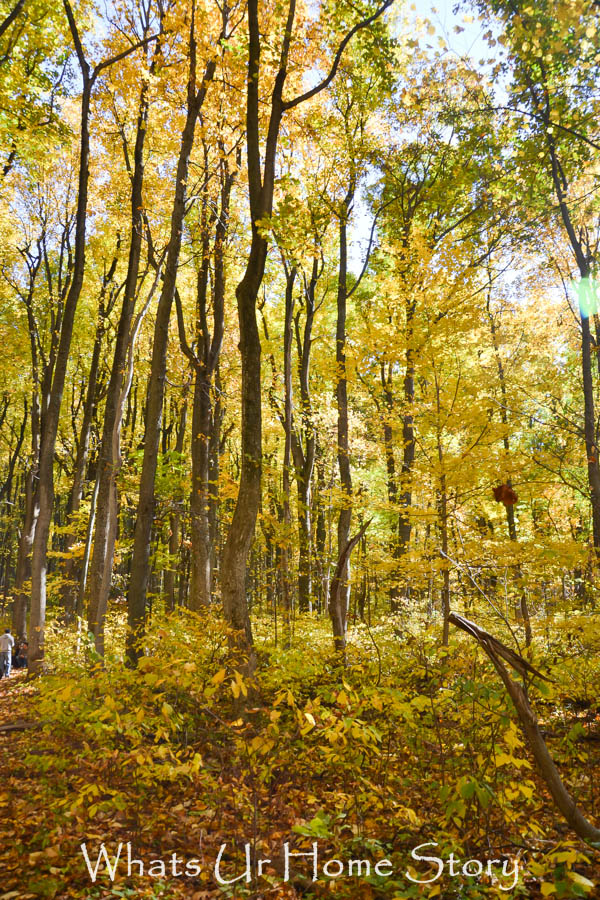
[[1, 0, 600, 896]]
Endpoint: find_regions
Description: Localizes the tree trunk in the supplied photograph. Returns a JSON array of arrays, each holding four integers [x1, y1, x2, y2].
[[330, 188, 354, 653], [221, 237, 265, 656], [438, 478, 450, 646], [281, 263, 296, 635], [398, 294, 416, 586], [126, 31, 219, 663], [190, 371, 213, 609], [434, 376, 450, 645], [314, 458, 327, 614], [13, 465, 36, 639], [27, 0, 158, 669], [381, 362, 400, 609], [165, 397, 188, 611], [12, 243, 44, 638], [87, 57, 157, 653], [487, 289, 532, 646], [208, 366, 224, 594], [61, 291, 106, 620], [28, 75, 92, 671], [220, 0, 392, 659], [291, 255, 318, 613], [76, 471, 99, 619], [187, 155, 232, 610], [546, 136, 600, 555]]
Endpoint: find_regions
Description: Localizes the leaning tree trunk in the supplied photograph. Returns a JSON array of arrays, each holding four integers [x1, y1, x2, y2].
[[450, 612, 600, 844]]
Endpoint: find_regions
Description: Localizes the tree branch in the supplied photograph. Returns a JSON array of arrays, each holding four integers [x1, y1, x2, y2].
[[476, 105, 600, 153], [282, 0, 395, 111], [0, 0, 26, 41]]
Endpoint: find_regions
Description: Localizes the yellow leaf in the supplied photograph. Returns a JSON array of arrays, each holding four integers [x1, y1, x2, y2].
[[571, 872, 594, 889], [495, 752, 512, 766], [211, 668, 226, 685], [239, 678, 248, 698], [504, 725, 522, 750], [555, 849, 577, 864], [541, 885, 556, 897]]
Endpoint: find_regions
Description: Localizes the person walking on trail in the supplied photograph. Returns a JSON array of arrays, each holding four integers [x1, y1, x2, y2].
[[0, 628, 14, 678]]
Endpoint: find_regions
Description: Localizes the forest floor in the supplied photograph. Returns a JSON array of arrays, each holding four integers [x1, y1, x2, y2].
[[0, 611, 599, 900]]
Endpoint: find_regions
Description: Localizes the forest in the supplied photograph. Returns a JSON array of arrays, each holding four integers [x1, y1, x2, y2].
[[0, 0, 600, 896]]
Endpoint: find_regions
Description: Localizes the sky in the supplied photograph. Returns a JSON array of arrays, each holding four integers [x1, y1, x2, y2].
[[424, 0, 492, 61]]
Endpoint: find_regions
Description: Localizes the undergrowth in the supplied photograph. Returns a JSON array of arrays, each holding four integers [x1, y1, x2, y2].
[[1, 607, 599, 898]]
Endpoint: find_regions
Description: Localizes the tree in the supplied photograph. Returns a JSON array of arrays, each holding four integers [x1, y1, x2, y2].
[[475, 0, 600, 555], [126, 0, 227, 663], [220, 0, 395, 663], [87, 0, 167, 655], [174, 135, 237, 611], [27, 0, 159, 671]]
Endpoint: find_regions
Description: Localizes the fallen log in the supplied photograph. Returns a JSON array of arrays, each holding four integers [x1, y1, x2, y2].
[[0, 719, 43, 733]]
